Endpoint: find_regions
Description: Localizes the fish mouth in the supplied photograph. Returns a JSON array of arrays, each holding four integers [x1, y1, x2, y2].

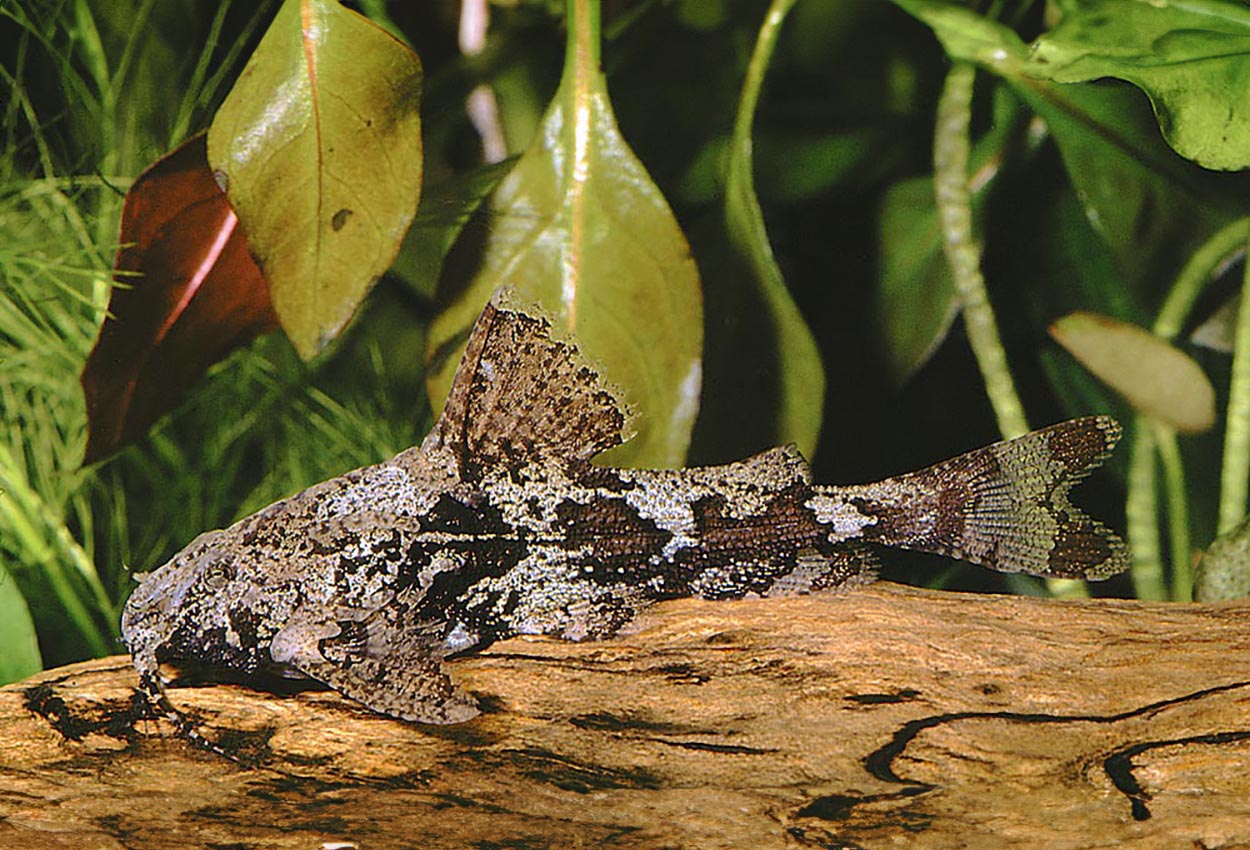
[[120, 589, 165, 663], [120, 563, 199, 657], [120, 530, 229, 643]]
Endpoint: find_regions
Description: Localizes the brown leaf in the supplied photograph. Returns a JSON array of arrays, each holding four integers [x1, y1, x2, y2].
[[81, 134, 278, 464]]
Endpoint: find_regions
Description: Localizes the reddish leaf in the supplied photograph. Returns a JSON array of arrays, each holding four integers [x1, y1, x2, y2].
[[81, 134, 278, 464]]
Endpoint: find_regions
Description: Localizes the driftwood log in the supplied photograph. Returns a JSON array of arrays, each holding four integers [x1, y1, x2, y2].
[[2, 581, 1249, 849]]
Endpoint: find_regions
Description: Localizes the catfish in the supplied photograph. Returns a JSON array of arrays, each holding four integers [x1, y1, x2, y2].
[[122, 293, 1129, 734]]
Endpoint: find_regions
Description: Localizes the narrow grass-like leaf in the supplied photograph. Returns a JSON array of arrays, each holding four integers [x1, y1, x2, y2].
[[208, 0, 424, 359], [80, 134, 278, 463], [1049, 311, 1216, 433], [708, 0, 824, 460], [425, 0, 702, 469]]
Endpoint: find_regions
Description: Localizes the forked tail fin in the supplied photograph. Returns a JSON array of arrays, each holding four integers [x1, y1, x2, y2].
[[816, 416, 1130, 580]]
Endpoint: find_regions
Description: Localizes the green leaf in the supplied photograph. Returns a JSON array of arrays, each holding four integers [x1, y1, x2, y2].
[[704, 0, 824, 461], [891, 0, 1028, 71], [1199, 513, 1250, 600], [680, 127, 897, 205], [425, 0, 702, 469], [900, 0, 1237, 295], [0, 566, 41, 684], [876, 92, 1018, 383], [876, 176, 959, 382], [1192, 293, 1239, 353], [391, 159, 516, 302], [1049, 311, 1216, 433], [208, 0, 424, 359], [1008, 79, 1233, 292], [1029, 0, 1250, 171]]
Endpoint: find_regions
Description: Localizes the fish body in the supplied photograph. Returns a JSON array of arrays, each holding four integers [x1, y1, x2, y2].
[[122, 294, 1130, 726]]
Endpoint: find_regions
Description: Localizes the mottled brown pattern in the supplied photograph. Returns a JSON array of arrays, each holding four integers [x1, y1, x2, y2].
[[832, 418, 1128, 579], [121, 292, 1130, 737]]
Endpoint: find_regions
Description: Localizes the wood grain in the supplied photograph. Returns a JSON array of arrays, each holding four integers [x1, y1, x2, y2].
[[3, 582, 1249, 849]]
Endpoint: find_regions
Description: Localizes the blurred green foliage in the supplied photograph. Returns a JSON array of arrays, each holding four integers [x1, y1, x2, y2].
[[4, 0, 1250, 682]]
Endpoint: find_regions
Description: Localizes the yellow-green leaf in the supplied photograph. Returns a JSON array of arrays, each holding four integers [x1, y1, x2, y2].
[[425, 0, 702, 469], [208, 0, 423, 359], [1049, 311, 1215, 433]]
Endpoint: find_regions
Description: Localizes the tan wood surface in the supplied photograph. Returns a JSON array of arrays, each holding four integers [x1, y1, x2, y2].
[[2, 581, 1249, 849]]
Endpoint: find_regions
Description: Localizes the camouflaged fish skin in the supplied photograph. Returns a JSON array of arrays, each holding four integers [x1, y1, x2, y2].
[[121, 293, 1131, 727]]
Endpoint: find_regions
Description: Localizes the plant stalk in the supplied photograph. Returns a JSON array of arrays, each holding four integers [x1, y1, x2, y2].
[[934, 65, 1084, 598], [1152, 423, 1192, 601], [933, 63, 1028, 441], [1220, 229, 1250, 534], [1125, 418, 1165, 600]]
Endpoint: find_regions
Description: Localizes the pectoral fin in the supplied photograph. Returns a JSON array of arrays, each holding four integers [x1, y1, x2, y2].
[[270, 601, 478, 724]]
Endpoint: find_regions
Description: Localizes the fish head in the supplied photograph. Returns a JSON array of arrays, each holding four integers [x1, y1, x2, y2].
[[120, 518, 303, 684]]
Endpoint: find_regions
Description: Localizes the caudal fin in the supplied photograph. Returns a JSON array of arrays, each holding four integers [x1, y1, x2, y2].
[[823, 416, 1130, 580]]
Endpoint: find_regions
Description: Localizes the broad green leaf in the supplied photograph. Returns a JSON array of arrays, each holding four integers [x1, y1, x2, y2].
[[1009, 80, 1233, 292], [208, 0, 424, 359], [876, 176, 959, 382], [903, 0, 1250, 170], [1197, 513, 1250, 600], [709, 0, 824, 461], [1049, 311, 1216, 433], [1030, 0, 1250, 171], [0, 566, 41, 684], [679, 127, 897, 205], [425, 0, 702, 469], [898, 0, 1236, 297]]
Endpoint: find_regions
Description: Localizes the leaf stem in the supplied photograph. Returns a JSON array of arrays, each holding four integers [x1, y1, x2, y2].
[[933, 64, 1028, 441], [1152, 422, 1192, 601], [1220, 228, 1250, 534], [733, 0, 797, 146], [720, 0, 825, 458], [564, 0, 601, 78], [1141, 217, 1249, 598], [1125, 418, 1165, 600], [1154, 218, 1250, 341]]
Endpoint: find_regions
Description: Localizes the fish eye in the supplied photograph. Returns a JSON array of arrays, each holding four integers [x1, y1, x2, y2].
[[202, 561, 235, 591]]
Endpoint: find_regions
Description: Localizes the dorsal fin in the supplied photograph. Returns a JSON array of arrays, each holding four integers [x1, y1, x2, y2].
[[425, 291, 632, 478]]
